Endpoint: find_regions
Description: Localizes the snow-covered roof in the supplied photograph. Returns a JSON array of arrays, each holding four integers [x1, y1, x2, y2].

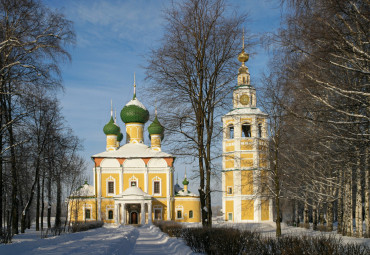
[[176, 189, 198, 197], [92, 143, 172, 158], [224, 107, 267, 117], [114, 187, 151, 200], [125, 98, 147, 110], [71, 183, 95, 197]]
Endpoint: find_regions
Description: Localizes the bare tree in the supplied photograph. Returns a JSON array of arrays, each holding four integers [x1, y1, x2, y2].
[[145, 0, 248, 227]]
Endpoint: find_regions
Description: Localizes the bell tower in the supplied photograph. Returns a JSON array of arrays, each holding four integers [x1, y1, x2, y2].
[[221, 30, 272, 222]]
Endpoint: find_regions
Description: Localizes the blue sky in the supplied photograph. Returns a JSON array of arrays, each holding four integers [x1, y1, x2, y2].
[[46, 0, 281, 204]]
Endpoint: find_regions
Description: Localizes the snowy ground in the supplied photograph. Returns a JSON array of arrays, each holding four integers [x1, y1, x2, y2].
[[1, 220, 369, 254], [0, 224, 194, 255]]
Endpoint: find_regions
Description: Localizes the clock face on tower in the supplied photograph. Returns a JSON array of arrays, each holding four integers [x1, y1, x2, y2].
[[240, 94, 249, 105]]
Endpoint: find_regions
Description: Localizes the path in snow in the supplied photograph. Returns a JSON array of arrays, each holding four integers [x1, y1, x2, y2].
[[130, 225, 193, 255], [0, 224, 195, 255]]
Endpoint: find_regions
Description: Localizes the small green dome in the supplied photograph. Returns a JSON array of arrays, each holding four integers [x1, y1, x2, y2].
[[148, 116, 164, 138], [182, 178, 189, 185], [103, 116, 120, 135], [120, 98, 149, 124], [117, 132, 123, 142]]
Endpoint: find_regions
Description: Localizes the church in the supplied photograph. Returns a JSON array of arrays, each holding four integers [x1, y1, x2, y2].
[[221, 35, 273, 222], [68, 84, 201, 224]]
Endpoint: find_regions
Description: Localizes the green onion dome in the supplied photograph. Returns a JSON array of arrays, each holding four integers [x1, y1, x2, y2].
[[117, 132, 123, 142], [120, 98, 149, 124], [182, 177, 189, 186], [103, 116, 120, 135], [148, 116, 164, 139]]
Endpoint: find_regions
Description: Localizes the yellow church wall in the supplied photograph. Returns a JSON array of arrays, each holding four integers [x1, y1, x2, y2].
[[241, 153, 253, 168], [123, 173, 144, 190], [152, 200, 167, 220], [126, 123, 144, 143], [259, 153, 268, 168], [101, 173, 120, 197], [173, 199, 201, 222], [241, 171, 253, 195], [261, 199, 270, 221], [148, 173, 167, 197], [68, 198, 97, 222], [225, 140, 235, 152], [261, 170, 269, 195], [225, 171, 233, 195], [241, 200, 254, 220], [240, 139, 253, 150], [240, 118, 252, 123], [225, 154, 234, 169], [225, 200, 234, 221], [100, 199, 115, 223]]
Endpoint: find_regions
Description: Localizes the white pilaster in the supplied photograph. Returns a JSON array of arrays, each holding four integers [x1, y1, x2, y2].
[[122, 203, 126, 224], [148, 201, 152, 224], [119, 168, 123, 194], [97, 167, 102, 220], [141, 202, 145, 225], [144, 167, 148, 193]]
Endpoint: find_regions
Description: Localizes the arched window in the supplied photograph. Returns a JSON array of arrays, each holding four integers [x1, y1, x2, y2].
[[242, 123, 251, 137], [189, 210, 193, 219], [108, 210, 114, 219], [258, 123, 263, 138], [228, 125, 234, 139], [85, 209, 91, 219]]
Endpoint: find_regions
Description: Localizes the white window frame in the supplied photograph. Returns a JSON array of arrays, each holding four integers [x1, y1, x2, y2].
[[106, 176, 116, 196], [175, 205, 184, 219], [129, 175, 138, 187], [106, 205, 114, 220], [83, 204, 93, 221], [152, 176, 162, 196], [227, 186, 233, 195], [153, 206, 162, 220]]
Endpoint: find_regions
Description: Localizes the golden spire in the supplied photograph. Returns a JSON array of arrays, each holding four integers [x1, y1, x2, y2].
[[133, 73, 136, 99], [238, 28, 249, 64], [110, 99, 113, 117]]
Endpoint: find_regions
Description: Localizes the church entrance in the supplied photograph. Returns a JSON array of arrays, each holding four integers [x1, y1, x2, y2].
[[130, 211, 138, 224]]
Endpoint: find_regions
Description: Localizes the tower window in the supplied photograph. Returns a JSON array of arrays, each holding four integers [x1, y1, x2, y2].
[[108, 210, 114, 220], [131, 181, 137, 187], [189, 210, 193, 218], [242, 124, 251, 137], [108, 181, 114, 194], [258, 124, 263, 138], [228, 125, 234, 139], [243, 76, 246, 83], [227, 187, 233, 194], [154, 181, 160, 194]]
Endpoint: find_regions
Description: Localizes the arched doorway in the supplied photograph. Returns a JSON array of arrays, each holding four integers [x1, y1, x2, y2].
[[130, 211, 138, 224]]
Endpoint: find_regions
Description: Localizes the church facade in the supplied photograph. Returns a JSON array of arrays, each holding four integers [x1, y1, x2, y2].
[[221, 38, 273, 222], [68, 85, 201, 224]]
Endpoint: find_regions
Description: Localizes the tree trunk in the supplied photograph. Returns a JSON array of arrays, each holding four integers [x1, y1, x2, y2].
[[55, 176, 62, 229], [312, 204, 317, 231], [355, 149, 363, 237], [337, 168, 343, 234], [36, 172, 40, 231], [47, 172, 52, 229], [364, 146, 369, 237], [41, 170, 45, 231], [294, 200, 299, 226], [304, 200, 309, 228], [327, 200, 333, 232]]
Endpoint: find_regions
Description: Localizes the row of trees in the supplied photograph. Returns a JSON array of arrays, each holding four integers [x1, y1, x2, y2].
[[0, 0, 85, 242], [264, 0, 369, 237]]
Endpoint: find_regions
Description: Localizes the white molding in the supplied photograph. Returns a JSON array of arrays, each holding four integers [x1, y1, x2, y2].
[[83, 204, 93, 221], [106, 205, 114, 220], [152, 176, 162, 196], [129, 175, 138, 187], [106, 175, 116, 196], [153, 205, 163, 220], [175, 205, 184, 219]]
